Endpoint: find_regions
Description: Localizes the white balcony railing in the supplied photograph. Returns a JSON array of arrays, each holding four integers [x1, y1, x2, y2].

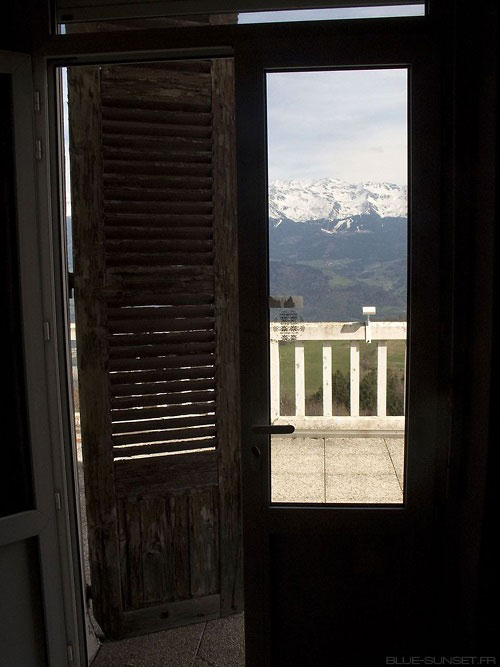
[[70, 321, 406, 433], [270, 321, 406, 432]]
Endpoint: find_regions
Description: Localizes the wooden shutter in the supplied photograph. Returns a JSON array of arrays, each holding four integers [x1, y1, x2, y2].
[[68, 58, 241, 638]]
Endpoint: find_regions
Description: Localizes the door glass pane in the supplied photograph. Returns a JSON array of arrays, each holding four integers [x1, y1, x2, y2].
[[267, 69, 407, 504]]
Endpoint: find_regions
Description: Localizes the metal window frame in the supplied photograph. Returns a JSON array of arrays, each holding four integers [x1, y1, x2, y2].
[[0, 50, 87, 666], [56, 0, 426, 25]]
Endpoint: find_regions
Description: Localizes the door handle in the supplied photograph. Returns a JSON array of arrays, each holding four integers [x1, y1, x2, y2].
[[252, 424, 295, 435]]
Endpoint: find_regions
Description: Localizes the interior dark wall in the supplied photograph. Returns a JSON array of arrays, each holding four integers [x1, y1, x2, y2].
[[0, 0, 51, 52], [0, 540, 47, 666], [444, 0, 498, 654], [0, 74, 34, 518], [0, 54, 48, 667]]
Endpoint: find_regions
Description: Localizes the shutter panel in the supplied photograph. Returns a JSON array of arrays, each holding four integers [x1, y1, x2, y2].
[[68, 58, 241, 638], [101, 62, 218, 462]]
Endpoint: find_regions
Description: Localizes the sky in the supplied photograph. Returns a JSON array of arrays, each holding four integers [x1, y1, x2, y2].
[[266, 68, 408, 184], [238, 5, 424, 24]]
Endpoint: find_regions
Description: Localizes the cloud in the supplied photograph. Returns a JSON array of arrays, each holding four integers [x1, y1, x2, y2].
[[239, 6, 424, 23], [266, 69, 408, 184]]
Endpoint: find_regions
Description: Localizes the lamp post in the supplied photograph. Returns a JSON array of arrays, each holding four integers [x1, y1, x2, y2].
[[362, 306, 376, 343]]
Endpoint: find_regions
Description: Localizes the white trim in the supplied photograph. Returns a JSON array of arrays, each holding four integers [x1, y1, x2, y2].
[[33, 56, 90, 666], [275, 415, 405, 430], [270, 340, 280, 420], [322, 344, 332, 417], [0, 511, 48, 547], [377, 341, 387, 417], [294, 342, 306, 417], [350, 342, 360, 417], [271, 320, 407, 341]]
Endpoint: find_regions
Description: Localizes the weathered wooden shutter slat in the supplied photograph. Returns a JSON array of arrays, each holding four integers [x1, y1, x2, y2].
[[102, 106, 212, 125], [105, 204, 212, 216], [111, 403, 216, 422], [106, 240, 214, 252], [113, 414, 215, 433], [109, 328, 214, 341], [103, 121, 213, 139], [110, 345, 216, 363], [112, 424, 216, 446], [103, 149, 213, 165], [108, 298, 214, 311], [110, 360, 213, 376], [104, 179, 214, 192], [108, 314, 214, 331], [104, 161, 213, 177], [105, 184, 213, 199], [109, 343, 214, 358], [111, 386, 214, 403], [110, 368, 215, 385], [107, 303, 214, 318], [104, 216, 213, 229], [113, 439, 218, 460], [105, 228, 213, 242], [109, 329, 214, 346]]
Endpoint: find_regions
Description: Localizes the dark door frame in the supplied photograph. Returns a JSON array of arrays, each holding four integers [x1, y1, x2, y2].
[[37, 13, 453, 665], [234, 23, 449, 666]]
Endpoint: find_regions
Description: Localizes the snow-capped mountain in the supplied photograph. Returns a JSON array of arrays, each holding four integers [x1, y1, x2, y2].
[[269, 178, 407, 226], [268, 179, 408, 321]]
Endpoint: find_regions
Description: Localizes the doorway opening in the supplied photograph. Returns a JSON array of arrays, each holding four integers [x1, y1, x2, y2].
[[58, 56, 243, 664]]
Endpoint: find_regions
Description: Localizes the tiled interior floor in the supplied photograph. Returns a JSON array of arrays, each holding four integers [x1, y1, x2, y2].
[[271, 436, 404, 503], [91, 613, 245, 667]]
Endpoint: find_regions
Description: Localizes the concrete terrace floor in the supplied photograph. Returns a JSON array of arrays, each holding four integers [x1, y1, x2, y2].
[[271, 435, 405, 503]]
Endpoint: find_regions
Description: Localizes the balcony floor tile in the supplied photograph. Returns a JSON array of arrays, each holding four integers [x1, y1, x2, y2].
[[271, 471, 325, 503], [324, 437, 388, 455], [270, 436, 405, 504], [271, 437, 324, 475], [326, 472, 403, 504], [384, 438, 405, 489]]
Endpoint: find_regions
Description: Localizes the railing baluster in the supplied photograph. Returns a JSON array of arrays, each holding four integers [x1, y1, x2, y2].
[[295, 342, 305, 417], [377, 341, 387, 417], [350, 342, 360, 417], [322, 344, 332, 417], [403, 342, 407, 415], [270, 340, 280, 421]]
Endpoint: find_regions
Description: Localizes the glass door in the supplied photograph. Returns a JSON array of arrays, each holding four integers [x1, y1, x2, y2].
[[236, 23, 446, 667]]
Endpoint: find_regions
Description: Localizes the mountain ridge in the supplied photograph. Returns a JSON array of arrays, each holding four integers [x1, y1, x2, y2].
[[269, 178, 407, 226], [268, 179, 407, 321]]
